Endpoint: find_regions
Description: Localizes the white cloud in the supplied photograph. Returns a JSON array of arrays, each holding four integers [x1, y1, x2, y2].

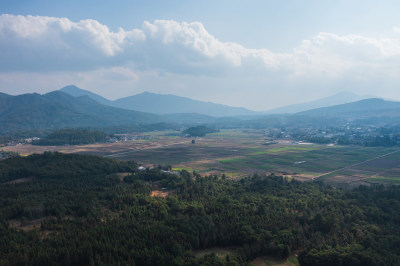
[[2, 14, 399, 77], [291, 32, 400, 79], [1, 14, 400, 109], [0, 14, 287, 73], [0, 14, 145, 71]]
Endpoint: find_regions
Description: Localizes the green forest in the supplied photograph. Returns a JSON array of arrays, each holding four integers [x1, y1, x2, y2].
[[183, 126, 218, 137], [1, 152, 400, 265], [32, 129, 108, 146]]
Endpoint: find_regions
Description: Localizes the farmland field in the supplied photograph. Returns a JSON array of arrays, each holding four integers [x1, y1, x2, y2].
[[4, 129, 400, 187]]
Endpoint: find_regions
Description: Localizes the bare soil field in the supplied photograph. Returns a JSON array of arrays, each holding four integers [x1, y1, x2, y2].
[[2, 137, 191, 156]]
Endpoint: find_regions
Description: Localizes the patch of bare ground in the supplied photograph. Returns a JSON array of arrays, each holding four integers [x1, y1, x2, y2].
[[150, 190, 171, 198], [287, 174, 315, 182], [9, 217, 47, 231], [2, 137, 189, 156], [193, 246, 239, 259], [3, 176, 36, 184], [9, 217, 69, 238]]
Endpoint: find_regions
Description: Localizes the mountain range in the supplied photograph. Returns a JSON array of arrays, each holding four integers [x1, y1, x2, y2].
[[264, 92, 372, 114], [60, 85, 257, 117], [1, 85, 400, 133], [61, 85, 383, 117], [299, 98, 400, 118], [0, 91, 163, 133]]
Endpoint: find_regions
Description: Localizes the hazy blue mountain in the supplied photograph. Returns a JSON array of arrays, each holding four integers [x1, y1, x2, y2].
[[59, 86, 257, 117], [0, 92, 10, 99], [60, 85, 112, 106], [0, 91, 164, 132], [164, 113, 218, 124], [298, 98, 400, 117], [224, 98, 400, 129], [113, 92, 258, 117], [264, 92, 371, 114]]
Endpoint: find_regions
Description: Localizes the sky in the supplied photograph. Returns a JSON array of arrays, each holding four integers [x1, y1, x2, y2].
[[1, 0, 400, 110]]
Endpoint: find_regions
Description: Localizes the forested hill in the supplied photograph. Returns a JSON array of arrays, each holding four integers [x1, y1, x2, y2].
[[1, 152, 400, 265], [0, 91, 164, 133]]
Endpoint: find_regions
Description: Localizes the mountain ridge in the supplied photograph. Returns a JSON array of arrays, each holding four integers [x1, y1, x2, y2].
[[60, 85, 257, 117], [297, 98, 400, 117], [0, 91, 164, 132], [264, 92, 373, 114]]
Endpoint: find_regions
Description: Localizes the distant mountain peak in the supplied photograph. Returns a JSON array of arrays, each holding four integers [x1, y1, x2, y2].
[[298, 97, 400, 117], [264, 91, 374, 114], [60, 85, 112, 105], [112, 91, 256, 117], [61, 84, 80, 90], [0, 90, 164, 133], [60, 86, 256, 117]]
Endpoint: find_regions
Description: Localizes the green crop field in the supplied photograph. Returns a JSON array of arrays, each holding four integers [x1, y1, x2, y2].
[[106, 129, 400, 187]]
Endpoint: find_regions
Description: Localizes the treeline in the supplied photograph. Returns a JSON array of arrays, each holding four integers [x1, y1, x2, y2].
[[32, 129, 108, 146], [306, 134, 400, 147], [0, 123, 178, 145], [1, 153, 400, 265], [183, 125, 219, 137], [337, 134, 400, 147], [0, 151, 136, 184], [100, 122, 179, 134]]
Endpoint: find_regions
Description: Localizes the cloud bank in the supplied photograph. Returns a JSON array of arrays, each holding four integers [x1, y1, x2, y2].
[[1, 14, 400, 109]]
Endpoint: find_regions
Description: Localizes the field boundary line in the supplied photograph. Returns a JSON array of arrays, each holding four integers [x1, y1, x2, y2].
[[313, 149, 400, 180], [103, 140, 192, 157]]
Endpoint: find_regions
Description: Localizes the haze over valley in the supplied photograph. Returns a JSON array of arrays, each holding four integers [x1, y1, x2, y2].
[[1, 1, 400, 265]]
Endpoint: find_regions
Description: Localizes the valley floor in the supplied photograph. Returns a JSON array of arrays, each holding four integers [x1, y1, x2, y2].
[[4, 129, 400, 187]]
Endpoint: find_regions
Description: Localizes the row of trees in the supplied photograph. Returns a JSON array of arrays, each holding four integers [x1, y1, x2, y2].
[[183, 126, 219, 137], [32, 129, 108, 146]]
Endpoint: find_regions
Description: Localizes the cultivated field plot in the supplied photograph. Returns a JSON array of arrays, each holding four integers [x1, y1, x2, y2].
[[2, 131, 189, 156], [3, 129, 400, 186], [107, 130, 400, 186]]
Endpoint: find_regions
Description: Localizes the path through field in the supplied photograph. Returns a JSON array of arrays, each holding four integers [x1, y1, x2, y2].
[[103, 139, 193, 157], [314, 149, 400, 180]]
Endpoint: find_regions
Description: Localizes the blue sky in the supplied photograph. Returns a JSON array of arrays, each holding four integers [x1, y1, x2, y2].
[[1, 0, 400, 110]]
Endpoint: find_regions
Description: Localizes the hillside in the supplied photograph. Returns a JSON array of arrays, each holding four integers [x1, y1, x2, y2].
[[60, 86, 257, 117], [60, 85, 112, 106], [264, 92, 371, 114], [298, 98, 400, 117], [1, 153, 400, 265], [0, 91, 164, 132]]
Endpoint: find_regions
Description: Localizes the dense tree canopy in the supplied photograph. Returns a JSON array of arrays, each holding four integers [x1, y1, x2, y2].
[[32, 129, 108, 146], [183, 126, 218, 137], [0, 153, 399, 265]]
